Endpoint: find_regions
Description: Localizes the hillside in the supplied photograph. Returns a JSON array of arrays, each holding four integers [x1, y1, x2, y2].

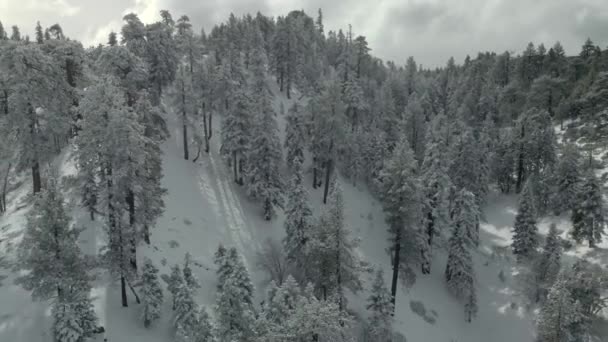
[[0, 80, 606, 342]]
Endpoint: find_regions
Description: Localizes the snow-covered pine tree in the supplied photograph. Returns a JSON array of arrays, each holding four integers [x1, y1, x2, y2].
[[309, 178, 365, 310], [141, 258, 164, 328], [173, 65, 197, 160], [174, 280, 199, 337], [366, 269, 394, 340], [245, 44, 284, 220], [421, 113, 452, 249], [536, 274, 583, 342], [464, 287, 478, 323], [534, 223, 562, 302], [449, 127, 488, 204], [453, 188, 481, 247], [53, 284, 98, 342], [552, 144, 582, 215], [167, 264, 184, 310], [52, 300, 84, 342], [571, 169, 605, 247], [284, 101, 307, 169], [260, 275, 301, 339], [215, 248, 257, 342], [291, 283, 353, 342], [283, 158, 313, 278], [377, 136, 428, 308], [183, 252, 201, 291], [196, 307, 216, 342], [402, 93, 427, 163], [512, 182, 539, 262], [221, 87, 252, 185], [145, 16, 179, 101], [445, 212, 475, 301], [15, 177, 91, 301], [0, 43, 71, 193]]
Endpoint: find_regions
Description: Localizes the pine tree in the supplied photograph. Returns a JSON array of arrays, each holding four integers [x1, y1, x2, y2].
[[512, 182, 539, 261], [309, 179, 365, 309], [534, 223, 562, 302], [283, 158, 313, 277], [52, 300, 84, 342], [284, 101, 307, 169], [108, 31, 118, 46], [464, 288, 478, 323], [145, 17, 179, 101], [377, 137, 428, 308], [52, 285, 98, 342], [366, 269, 394, 340], [536, 275, 583, 342], [196, 307, 216, 342], [571, 170, 605, 247], [445, 213, 475, 301], [552, 144, 582, 215], [167, 264, 184, 310], [173, 65, 196, 160], [15, 177, 92, 301], [220, 87, 251, 185], [141, 258, 163, 328], [245, 46, 284, 220], [215, 249, 256, 342], [453, 188, 481, 247], [183, 252, 201, 291], [421, 113, 452, 249], [0, 43, 70, 193], [402, 93, 427, 162], [174, 281, 199, 341]]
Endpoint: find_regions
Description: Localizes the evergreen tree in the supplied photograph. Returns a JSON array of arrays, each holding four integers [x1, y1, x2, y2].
[[108, 31, 118, 46], [245, 46, 284, 220], [552, 144, 582, 215], [377, 136, 428, 308], [536, 275, 583, 342], [309, 179, 366, 309], [15, 177, 92, 301], [52, 300, 84, 342], [215, 249, 256, 342], [173, 65, 196, 160], [183, 252, 201, 291], [464, 288, 478, 323], [141, 258, 164, 327], [174, 281, 199, 341], [284, 101, 306, 169], [0, 43, 70, 193], [283, 158, 313, 277], [196, 307, 216, 342], [421, 113, 452, 249], [402, 93, 427, 163], [571, 170, 605, 247], [35, 21, 44, 44], [534, 223, 562, 302], [366, 269, 394, 340], [453, 188, 481, 247], [445, 211, 475, 301], [121, 13, 147, 57], [52, 283, 98, 342], [145, 16, 179, 101], [512, 182, 539, 261], [220, 87, 251, 185], [167, 264, 184, 310]]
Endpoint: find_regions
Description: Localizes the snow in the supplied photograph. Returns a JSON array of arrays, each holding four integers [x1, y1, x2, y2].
[[0, 84, 606, 342]]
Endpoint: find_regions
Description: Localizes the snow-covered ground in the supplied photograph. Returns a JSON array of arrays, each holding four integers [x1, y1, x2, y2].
[[1, 84, 606, 342]]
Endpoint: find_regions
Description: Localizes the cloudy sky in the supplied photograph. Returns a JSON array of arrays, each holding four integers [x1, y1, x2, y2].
[[1, 0, 607, 67]]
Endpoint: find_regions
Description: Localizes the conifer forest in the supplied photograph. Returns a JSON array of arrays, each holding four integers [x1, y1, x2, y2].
[[0, 3, 607, 342]]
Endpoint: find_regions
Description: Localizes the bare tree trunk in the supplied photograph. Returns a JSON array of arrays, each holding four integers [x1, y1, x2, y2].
[[390, 229, 401, 314], [32, 162, 41, 194], [515, 124, 525, 193], [1, 162, 11, 213], [233, 151, 238, 184], [323, 159, 333, 204], [202, 102, 209, 153], [121, 275, 128, 307]]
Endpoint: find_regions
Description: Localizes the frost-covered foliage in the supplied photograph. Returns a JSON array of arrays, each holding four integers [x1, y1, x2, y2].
[[512, 182, 539, 261], [141, 258, 163, 327]]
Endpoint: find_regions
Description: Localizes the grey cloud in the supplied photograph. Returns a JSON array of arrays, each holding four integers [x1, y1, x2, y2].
[[2, 0, 608, 67]]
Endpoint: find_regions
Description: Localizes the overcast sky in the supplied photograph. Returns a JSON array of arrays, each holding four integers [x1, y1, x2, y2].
[[1, 0, 607, 67]]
